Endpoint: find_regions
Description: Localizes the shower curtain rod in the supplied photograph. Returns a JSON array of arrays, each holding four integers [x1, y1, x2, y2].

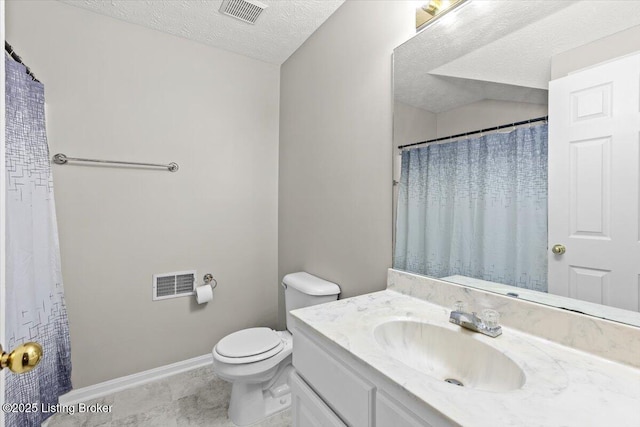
[[397, 115, 548, 150], [4, 41, 40, 83]]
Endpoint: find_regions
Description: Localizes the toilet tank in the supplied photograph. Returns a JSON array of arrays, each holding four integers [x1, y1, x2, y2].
[[282, 272, 340, 332]]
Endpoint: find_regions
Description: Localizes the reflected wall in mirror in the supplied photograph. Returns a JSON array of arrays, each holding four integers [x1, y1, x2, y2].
[[392, 0, 640, 327]]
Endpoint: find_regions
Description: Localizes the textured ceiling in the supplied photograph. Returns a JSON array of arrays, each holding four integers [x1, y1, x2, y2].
[[395, 0, 640, 113], [58, 0, 344, 64]]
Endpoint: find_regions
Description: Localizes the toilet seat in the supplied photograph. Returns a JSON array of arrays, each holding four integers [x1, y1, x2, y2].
[[214, 327, 284, 364]]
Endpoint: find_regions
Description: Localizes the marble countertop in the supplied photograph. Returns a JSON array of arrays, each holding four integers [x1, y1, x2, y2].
[[291, 290, 640, 427]]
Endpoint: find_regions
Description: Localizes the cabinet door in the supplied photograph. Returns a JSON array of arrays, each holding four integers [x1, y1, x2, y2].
[[290, 372, 346, 427], [377, 391, 435, 427], [294, 331, 374, 426]]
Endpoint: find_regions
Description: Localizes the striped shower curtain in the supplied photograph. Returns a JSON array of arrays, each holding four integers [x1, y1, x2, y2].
[[5, 54, 72, 426], [394, 124, 548, 292]]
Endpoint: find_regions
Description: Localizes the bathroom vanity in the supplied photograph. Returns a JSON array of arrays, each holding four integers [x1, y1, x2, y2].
[[289, 269, 640, 427]]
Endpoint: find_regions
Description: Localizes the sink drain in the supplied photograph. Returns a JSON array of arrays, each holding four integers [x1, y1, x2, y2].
[[444, 378, 464, 387]]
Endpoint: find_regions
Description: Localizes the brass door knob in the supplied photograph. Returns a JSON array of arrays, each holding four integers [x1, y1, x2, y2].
[[0, 342, 43, 374], [551, 244, 566, 255]]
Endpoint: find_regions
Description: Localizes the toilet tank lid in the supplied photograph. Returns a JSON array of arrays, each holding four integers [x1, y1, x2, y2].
[[282, 272, 340, 296]]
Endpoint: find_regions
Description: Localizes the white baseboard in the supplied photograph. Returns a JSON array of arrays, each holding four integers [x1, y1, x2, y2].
[[58, 354, 213, 406]]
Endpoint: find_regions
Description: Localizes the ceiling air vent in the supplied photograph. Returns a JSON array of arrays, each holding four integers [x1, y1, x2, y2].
[[153, 270, 196, 301], [219, 0, 268, 25]]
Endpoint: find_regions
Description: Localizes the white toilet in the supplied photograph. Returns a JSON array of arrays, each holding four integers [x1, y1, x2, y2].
[[212, 272, 340, 426]]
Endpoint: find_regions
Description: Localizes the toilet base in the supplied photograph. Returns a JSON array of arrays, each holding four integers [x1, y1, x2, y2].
[[228, 363, 294, 426]]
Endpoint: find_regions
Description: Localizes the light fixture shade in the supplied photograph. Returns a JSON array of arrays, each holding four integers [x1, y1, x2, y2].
[[416, 0, 465, 31]]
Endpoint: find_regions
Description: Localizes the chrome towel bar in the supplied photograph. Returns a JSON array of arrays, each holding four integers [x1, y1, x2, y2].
[[52, 153, 179, 172]]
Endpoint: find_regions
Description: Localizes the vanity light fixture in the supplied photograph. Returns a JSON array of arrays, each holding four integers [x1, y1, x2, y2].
[[415, 0, 466, 31]]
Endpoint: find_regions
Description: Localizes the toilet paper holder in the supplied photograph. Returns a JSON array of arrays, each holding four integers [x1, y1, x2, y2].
[[203, 273, 217, 289], [195, 274, 217, 305]]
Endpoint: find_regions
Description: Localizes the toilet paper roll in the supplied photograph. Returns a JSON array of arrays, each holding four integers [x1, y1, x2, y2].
[[195, 285, 213, 304]]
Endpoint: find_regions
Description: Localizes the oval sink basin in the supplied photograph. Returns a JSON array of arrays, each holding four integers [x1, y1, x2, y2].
[[374, 320, 526, 392]]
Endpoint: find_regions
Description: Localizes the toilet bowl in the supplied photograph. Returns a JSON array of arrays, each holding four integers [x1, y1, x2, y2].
[[213, 328, 293, 426], [212, 272, 340, 426]]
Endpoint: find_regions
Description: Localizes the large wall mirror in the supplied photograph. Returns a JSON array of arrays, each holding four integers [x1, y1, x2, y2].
[[392, 0, 640, 327]]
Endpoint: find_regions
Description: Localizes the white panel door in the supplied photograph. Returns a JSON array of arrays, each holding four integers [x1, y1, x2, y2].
[[548, 52, 640, 311]]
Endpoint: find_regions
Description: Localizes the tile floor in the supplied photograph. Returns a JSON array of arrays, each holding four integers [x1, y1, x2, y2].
[[46, 365, 292, 427]]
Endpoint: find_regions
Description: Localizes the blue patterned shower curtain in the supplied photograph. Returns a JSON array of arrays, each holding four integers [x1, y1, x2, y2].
[[5, 55, 72, 426], [394, 124, 548, 292]]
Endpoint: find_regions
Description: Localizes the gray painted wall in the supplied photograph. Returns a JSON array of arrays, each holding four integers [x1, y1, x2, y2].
[[435, 100, 548, 138], [551, 25, 640, 80], [393, 99, 548, 148], [278, 1, 415, 327], [7, 1, 280, 387], [393, 101, 437, 147]]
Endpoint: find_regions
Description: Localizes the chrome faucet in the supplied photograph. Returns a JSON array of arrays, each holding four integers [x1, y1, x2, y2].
[[449, 304, 502, 338]]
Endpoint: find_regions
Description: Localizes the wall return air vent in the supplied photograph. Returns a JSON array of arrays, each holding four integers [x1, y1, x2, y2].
[[153, 270, 196, 301], [219, 0, 268, 25]]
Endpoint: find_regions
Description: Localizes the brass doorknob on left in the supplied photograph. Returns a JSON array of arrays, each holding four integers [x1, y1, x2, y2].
[[551, 244, 566, 255], [0, 342, 43, 374]]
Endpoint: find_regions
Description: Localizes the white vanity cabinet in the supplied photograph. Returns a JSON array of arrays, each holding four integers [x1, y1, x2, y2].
[[292, 326, 454, 427], [290, 285, 640, 426], [289, 371, 346, 427], [376, 391, 433, 427]]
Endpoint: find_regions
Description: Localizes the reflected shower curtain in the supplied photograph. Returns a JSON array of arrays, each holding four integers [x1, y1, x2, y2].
[[5, 56, 72, 426], [394, 124, 548, 292]]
